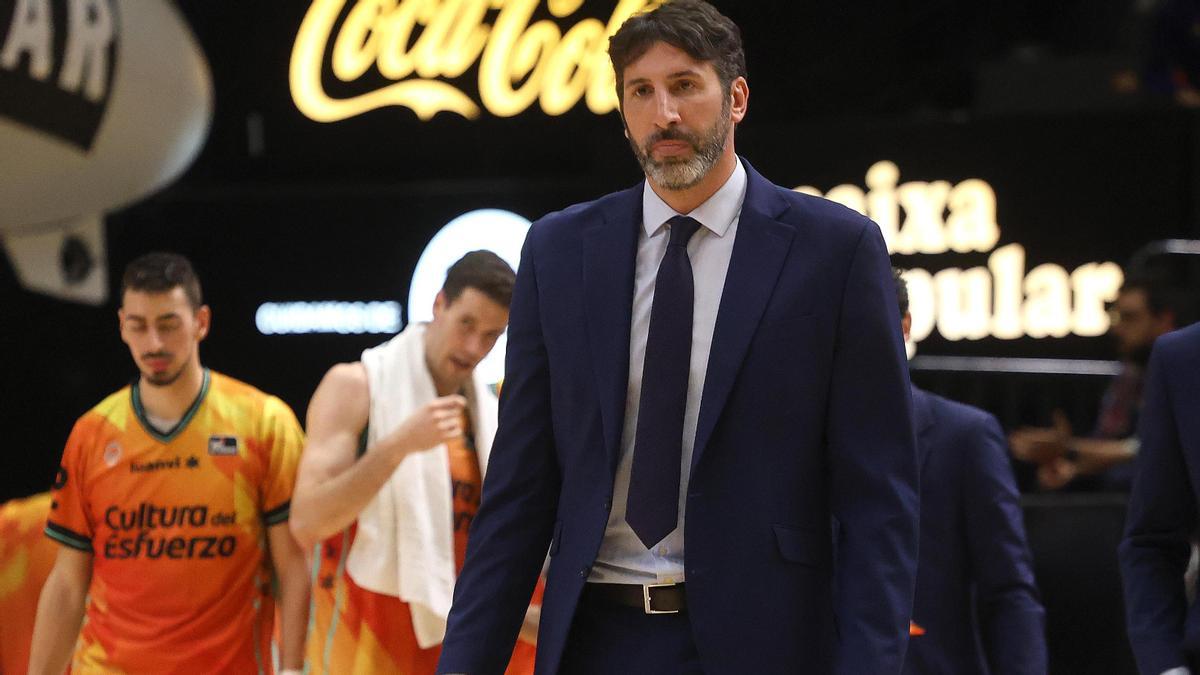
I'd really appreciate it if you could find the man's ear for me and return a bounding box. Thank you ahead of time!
[196,305,212,341]
[729,76,749,124]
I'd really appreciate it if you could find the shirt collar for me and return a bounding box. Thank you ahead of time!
[641,159,748,239]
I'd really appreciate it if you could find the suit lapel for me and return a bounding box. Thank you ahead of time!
[692,164,796,471]
[583,186,642,476]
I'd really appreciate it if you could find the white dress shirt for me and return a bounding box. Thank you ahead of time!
[589,160,747,584]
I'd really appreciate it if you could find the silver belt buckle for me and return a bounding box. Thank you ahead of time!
[643,582,680,615]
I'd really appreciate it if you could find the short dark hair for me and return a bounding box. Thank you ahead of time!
[892,267,909,316]
[608,0,746,103]
[442,250,516,308]
[1120,274,1177,321]
[122,252,203,308]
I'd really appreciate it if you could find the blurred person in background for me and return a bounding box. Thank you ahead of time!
[1119,321,1200,675]
[896,269,1047,675]
[289,251,541,675]
[0,492,57,673]
[1144,0,1200,106]
[27,252,310,675]
[1010,276,1179,491]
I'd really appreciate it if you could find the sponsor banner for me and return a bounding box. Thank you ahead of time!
[0,0,119,150]
[101,502,240,560]
[290,0,655,121]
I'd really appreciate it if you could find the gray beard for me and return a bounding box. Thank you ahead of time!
[630,101,732,191]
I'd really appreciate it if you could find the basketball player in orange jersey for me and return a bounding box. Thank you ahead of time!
[0,492,57,673]
[290,251,541,675]
[28,252,310,675]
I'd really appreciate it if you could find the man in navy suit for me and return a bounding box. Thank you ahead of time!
[1120,321,1200,675]
[437,2,919,673]
[893,270,1047,675]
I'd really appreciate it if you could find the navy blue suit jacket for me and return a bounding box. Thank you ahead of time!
[904,386,1046,675]
[437,160,920,674]
[1120,322,1200,675]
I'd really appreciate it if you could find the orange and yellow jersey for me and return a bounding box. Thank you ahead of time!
[305,527,543,675]
[305,411,541,674]
[45,369,304,674]
[0,492,58,674]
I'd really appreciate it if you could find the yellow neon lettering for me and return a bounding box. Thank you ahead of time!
[292,0,653,121]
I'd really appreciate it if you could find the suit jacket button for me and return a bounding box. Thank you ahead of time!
[602,498,612,510]
[579,567,589,578]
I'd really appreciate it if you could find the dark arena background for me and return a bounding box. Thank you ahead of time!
[2,1,1199,672]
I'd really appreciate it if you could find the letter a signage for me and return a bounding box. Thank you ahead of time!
[0,0,119,150]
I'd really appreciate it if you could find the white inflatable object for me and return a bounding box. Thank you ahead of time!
[0,0,213,303]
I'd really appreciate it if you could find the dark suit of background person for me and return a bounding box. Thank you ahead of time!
[892,271,1046,675]
[904,387,1047,674]
[436,2,919,674]
[1120,321,1200,675]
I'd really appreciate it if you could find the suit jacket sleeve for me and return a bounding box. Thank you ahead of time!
[827,222,920,673]
[437,226,562,675]
[1120,338,1195,675]
[963,414,1047,675]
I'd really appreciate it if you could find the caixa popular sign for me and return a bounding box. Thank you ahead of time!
[290,0,656,121]
[797,162,1125,346]
[0,0,118,151]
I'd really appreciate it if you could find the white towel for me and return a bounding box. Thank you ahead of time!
[346,322,498,648]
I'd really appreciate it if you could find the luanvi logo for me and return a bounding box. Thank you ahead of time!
[130,456,182,473]
[0,0,119,150]
[290,0,656,122]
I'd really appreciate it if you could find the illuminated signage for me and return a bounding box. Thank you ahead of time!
[255,209,529,387]
[796,161,1124,347]
[408,208,531,384]
[256,301,402,334]
[290,0,656,122]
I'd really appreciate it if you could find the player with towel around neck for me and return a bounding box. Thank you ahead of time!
[290,251,541,674]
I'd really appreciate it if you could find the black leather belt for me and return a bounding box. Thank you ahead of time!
[583,582,687,614]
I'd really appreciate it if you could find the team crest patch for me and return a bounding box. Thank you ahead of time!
[207,435,239,456]
[103,441,123,467]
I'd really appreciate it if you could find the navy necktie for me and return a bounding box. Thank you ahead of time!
[626,215,702,549]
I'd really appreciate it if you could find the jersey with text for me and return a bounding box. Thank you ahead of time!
[46,369,304,674]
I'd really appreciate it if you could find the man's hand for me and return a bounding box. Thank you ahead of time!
[382,395,467,456]
[291,366,469,550]
[1037,456,1079,490]
[1176,87,1200,108]
[1009,410,1073,465]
